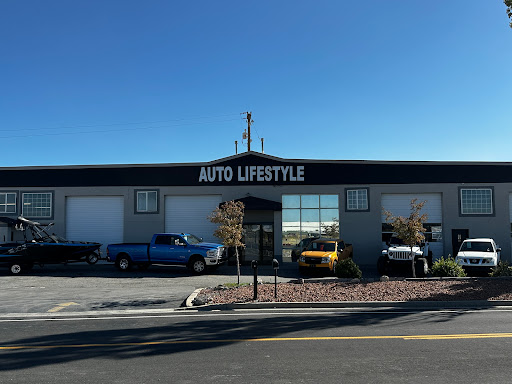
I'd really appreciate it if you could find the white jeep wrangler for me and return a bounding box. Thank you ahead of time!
[377,236,432,277]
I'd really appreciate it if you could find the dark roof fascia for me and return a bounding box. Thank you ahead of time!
[2,152,512,187]
[1,151,512,171]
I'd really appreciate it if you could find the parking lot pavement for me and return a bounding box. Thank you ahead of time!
[0,261,381,315]
[0,262,303,315]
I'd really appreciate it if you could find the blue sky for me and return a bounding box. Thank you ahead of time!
[1,1,511,166]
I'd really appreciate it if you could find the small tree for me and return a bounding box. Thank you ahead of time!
[506,0,512,28]
[208,200,245,284]
[383,199,428,278]
[322,218,339,238]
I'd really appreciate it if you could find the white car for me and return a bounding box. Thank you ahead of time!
[455,238,501,270]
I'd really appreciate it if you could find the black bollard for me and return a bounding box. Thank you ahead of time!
[251,260,258,300]
[272,258,279,299]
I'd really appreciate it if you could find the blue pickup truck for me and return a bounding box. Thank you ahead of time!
[106,233,226,274]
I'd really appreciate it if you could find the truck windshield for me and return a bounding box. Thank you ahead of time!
[460,242,494,252]
[182,234,202,245]
[307,242,335,252]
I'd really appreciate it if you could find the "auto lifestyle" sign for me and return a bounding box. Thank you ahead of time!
[198,165,305,183]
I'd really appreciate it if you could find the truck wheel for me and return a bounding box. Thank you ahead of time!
[331,260,338,276]
[377,256,388,275]
[86,253,99,265]
[190,257,206,274]
[10,264,22,275]
[116,255,132,271]
[415,258,428,278]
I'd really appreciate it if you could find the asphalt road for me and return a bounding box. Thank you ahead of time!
[2,308,512,383]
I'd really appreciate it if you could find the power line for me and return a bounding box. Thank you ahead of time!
[0,113,241,133]
[0,118,240,139]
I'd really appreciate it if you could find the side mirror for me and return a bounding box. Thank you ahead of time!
[497,248,502,252]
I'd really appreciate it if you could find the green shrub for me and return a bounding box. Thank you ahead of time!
[335,258,362,279]
[489,261,512,277]
[431,256,466,277]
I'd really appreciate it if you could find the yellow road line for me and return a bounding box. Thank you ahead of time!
[3,333,512,350]
[47,302,79,313]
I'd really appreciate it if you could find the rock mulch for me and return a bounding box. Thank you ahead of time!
[194,279,512,306]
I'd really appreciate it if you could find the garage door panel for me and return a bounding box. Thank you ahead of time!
[165,195,221,243]
[381,193,443,260]
[381,193,442,223]
[66,196,124,252]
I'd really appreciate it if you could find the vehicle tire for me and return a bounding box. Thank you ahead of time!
[86,253,99,265]
[331,260,338,276]
[116,254,132,271]
[189,257,206,274]
[377,256,388,275]
[415,258,428,278]
[427,250,433,268]
[10,264,22,275]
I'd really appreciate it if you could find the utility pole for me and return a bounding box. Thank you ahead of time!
[242,111,253,152]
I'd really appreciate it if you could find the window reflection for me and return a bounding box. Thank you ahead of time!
[282,194,339,252]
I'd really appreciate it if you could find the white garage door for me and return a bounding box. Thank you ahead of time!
[66,196,124,252]
[381,193,443,259]
[165,195,222,243]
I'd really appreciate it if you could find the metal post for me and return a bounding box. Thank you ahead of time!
[272,259,279,299]
[251,260,258,300]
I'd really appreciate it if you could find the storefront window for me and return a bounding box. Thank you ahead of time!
[282,194,339,257]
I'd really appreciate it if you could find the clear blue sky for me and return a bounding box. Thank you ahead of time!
[1,1,511,167]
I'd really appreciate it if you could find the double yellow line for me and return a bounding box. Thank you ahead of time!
[3,333,512,350]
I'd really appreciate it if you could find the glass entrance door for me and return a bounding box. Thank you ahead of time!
[242,224,274,264]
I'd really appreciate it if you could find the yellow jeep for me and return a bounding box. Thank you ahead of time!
[298,238,353,274]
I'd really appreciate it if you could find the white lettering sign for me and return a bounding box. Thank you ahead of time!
[199,165,305,183]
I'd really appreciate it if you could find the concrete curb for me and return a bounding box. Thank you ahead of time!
[0,308,180,319]
[185,288,204,307]
[183,299,512,311]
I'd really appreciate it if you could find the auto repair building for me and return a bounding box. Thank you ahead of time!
[1,151,511,267]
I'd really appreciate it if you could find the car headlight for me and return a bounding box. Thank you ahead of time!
[299,256,305,262]
[321,257,331,263]
[206,249,218,258]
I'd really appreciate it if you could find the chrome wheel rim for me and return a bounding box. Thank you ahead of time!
[193,261,205,273]
[11,265,21,274]
[119,259,129,270]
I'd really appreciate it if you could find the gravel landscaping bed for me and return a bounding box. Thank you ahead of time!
[195,279,512,305]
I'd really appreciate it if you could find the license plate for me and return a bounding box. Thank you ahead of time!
[308,264,316,268]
